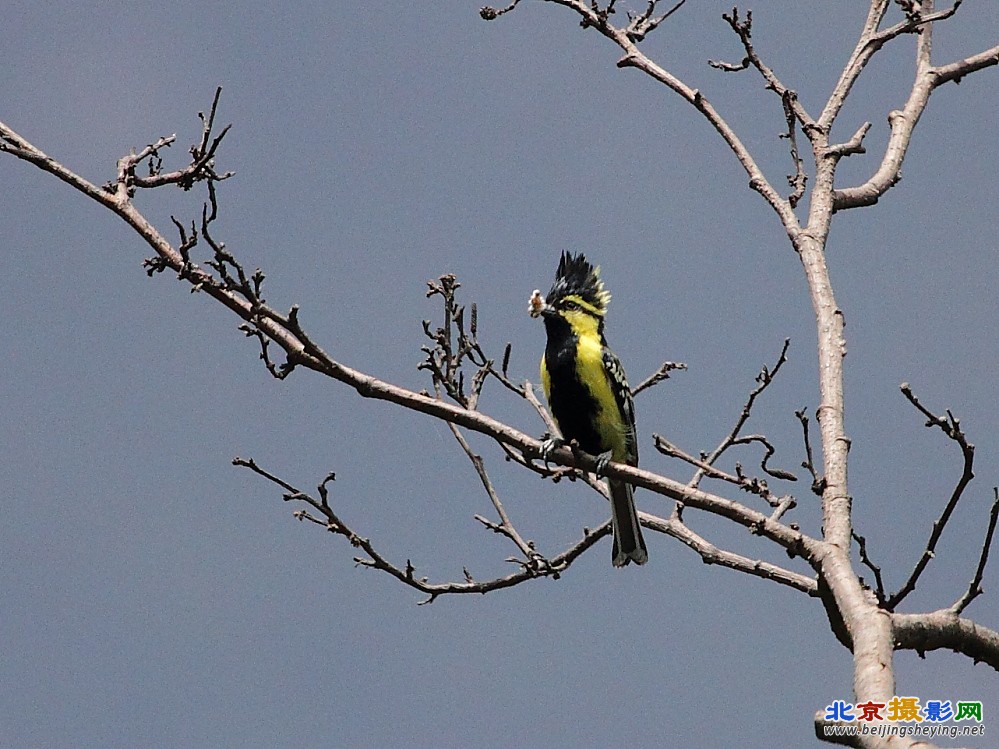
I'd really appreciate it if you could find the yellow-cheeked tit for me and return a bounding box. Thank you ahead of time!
[529,252,648,567]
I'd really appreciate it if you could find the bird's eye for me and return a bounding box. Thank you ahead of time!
[562,300,579,311]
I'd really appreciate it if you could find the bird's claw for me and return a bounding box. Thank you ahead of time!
[539,435,564,466]
[595,450,614,477]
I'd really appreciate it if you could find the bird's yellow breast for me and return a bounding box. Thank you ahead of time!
[540,329,628,462]
[574,334,628,460]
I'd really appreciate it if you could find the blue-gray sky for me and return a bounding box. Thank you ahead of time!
[2,3,997,747]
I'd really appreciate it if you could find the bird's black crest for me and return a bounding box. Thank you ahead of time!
[546,251,611,313]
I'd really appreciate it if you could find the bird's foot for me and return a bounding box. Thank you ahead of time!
[539,435,564,467]
[595,450,614,477]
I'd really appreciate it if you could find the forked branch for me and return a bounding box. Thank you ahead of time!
[886,384,977,610]
[687,338,794,489]
[0,96,823,597]
[233,456,602,604]
[831,4,999,210]
[631,360,687,398]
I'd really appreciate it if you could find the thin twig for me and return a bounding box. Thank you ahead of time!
[522,381,560,437]
[421,274,515,412]
[709,8,817,135]
[479,1,523,20]
[769,495,796,524]
[234,456,602,603]
[689,338,791,488]
[731,434,798,482]
[130,88,233,191]
[653,434,794,511]
[887,384,976,609]
[950,487,999,615]
[623,0,688,42]
[631,360,687,398]
[238,324,295,379]
[852,530,887,604]
[795,408,825,496]
[779,91,808,207]
[708,56,749,72]
[487,0,799,232]
[827,121,872,159]
[446,420,542,565]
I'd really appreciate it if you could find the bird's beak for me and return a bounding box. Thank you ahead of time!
[528,289,550,318]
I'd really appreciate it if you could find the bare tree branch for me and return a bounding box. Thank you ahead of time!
[934,43,999,84]
[4,5,997,743]
[1,104,827,595]
[707,56,750,73]
[646,511,818,595]
[688,338,792,489]
[653,433,796,512]
[826,121,872,159]
[233,456,603,603]
[950,487,999,615]
[893,610,999,670]
[818,0,941,132]
[447,420,541,564]
[887,383,976,610]
[852,531,887,605]
[830,3,998,211]
[779,92,809,208]
[481,0,803,233]
[705,8,813,207]
[711,8,817,134]
[795,408,825,496]
[236,448,819,601]
[630,360,686,398]
[621,0,687,42]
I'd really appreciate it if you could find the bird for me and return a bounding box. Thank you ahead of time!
[529,251,648,567]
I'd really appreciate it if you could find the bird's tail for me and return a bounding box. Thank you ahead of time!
[609,478,648,567]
